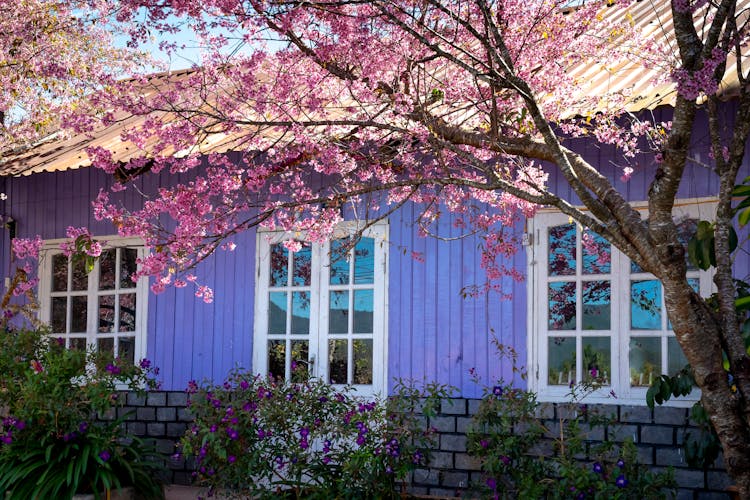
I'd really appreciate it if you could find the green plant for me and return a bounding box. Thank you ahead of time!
[468,346,674,499]
[0,326,165,499]
[180,368,451,498]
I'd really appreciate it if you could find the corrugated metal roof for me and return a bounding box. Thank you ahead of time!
[1,1,746,177]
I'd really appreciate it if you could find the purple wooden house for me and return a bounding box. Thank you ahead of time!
[0,4,746,494]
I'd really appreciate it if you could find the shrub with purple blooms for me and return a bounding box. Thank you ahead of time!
[180,368,450,498]
[0,325,165,499]
[467,346,675,499]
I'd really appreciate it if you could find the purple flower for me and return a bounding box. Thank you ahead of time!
[322,456,331,464]
[105,363,120,375]
[240,380,249,390]
[356,435,366,446]
[139,358,151,369]
[227,455,236,464]
[210,424,218,433]
[56,337,65,346]
[486,478,497,490]
[616,458,625,468]
[78,422,88,433]
[500,455,510,465]
[615,474,628,488]
[480,439,489,449]
[14,420,24,431]
[1,434,12,445]
[492,386,503,397]
[99,450,111,462]
[299,438,309,450]
[590,368,599,378]
[299,427,309,438]
[319,396,328,403]
[226,428,239,440]
[593,462,603,474]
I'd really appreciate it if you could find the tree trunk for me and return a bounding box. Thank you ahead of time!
[662,276,750,497]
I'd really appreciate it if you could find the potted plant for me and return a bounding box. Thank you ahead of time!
[0,326,165,499]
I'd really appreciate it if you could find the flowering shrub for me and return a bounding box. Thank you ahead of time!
[467,381,675,499]
[0,326,165,499]
[180,369,450,498]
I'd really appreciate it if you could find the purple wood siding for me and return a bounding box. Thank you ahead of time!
[386,203,527,398]
[1,103,748,394]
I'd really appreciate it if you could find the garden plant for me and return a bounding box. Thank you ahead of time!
[180,367,451,499]
[0,325,165,499]
[467,345,676,499]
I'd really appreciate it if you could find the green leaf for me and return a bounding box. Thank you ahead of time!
[696,220,713,240]
[738,207,750,227]
[736,296,750,312]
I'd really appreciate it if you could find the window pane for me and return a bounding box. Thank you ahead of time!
[629,336,660,387]
[99,250,116,290]
[52,297,67,333]
[353,339,373,384]
[270,244,288,287]
[52,254,68,292]
[549,282,576,330]
[548,224,576,276]
[582,230,610,274]
[120,249,138,288]
[70,296,87,333]
[119,294,136,332]
[69,338,87,351]
[328,339,348,384]
[667,337,689,376]
[582,280,610,330]
[291,340,309,383]
[353,290,373,333]
[268,340,285,379]
[98,337,114,355]
[268,292,287,334]
[354,238,375,284]
[329,291,349,334]
[119,337,135,365]
[71,258,88,291]
[583,337,611,383]
[98,295,115,333]
[548,337,576,386]
[330,239,350,285]
[631,280,662,330]
[291,292,310,334]
[292,244,311,286]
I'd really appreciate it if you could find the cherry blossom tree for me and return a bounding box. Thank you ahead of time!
[0,0,141,153]
[64,0,750,492]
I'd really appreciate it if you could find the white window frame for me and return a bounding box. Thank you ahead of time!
[37,236,149,364]
[527,199,715,405]
[253,222,389,397]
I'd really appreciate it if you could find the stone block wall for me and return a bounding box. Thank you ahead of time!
[409,399,734,499]
[113,393,734,498]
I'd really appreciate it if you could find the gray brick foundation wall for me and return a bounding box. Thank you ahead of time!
[411,399,734,499]
[113,393,735,498]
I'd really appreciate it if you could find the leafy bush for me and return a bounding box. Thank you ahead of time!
[0,326,165,499]
[467,381,676,499]
[180,369,450,498]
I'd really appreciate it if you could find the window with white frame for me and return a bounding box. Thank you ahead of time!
[253,223,387,397]
[529,201,714,403]
[38,238,148,364]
